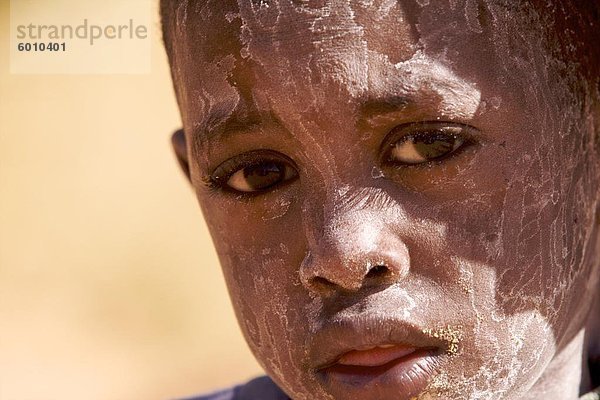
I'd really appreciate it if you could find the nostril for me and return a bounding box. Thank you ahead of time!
[365,264,389,279]
[303,261,400,294]
[310,276,337,291]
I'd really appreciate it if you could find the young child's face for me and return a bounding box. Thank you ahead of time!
[168,1,599,398]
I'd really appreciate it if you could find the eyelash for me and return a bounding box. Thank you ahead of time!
[206,122,480,197]
[380,122,478,168]
[206,150,298,198]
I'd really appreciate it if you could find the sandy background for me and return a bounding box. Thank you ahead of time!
[0,1,263,399]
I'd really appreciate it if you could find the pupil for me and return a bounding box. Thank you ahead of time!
[243,162,284,189]
[414,135,454,159]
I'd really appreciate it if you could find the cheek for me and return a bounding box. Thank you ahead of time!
[446,306,556,398]
[221,254,328,399]
[489,149,598,332]
[415,255,557,398]
[440,145,598,397]
[225,255,298,368]
[199,194,328,397]
[416,148,597,396]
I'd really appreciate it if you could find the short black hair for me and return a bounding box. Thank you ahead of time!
[159,0,179,69]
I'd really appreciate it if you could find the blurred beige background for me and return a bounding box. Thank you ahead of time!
[0,1,263,399]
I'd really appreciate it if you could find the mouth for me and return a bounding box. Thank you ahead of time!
[310,318,447,398]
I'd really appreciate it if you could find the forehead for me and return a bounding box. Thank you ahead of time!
[174,1,418,59]
[169,0,508,72]
[166,0,554,65]
[167,0,566,147]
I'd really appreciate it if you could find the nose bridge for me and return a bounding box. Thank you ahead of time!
[328,208,382,264]
[299,186,410,294]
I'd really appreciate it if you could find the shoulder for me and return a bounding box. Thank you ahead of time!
[580,387,600,400]
[179,376,289,400]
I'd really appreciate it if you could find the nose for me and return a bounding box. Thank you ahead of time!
[299,207,411,296]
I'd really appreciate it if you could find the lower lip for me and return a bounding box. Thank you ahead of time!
[318,348,442,398]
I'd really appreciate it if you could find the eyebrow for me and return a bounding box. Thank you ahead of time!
[192,106,265,145]
[358,94,412,119]
[355,94,416,130]
[193,93,416,144]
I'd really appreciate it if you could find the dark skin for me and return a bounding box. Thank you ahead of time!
[163,1,600,398]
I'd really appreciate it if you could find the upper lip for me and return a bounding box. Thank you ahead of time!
[308,315,446,371]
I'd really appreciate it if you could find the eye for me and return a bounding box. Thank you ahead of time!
[210,151,298,194]
[390,133,464,164]
[384,123,474,165]
[227,161,296,192]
